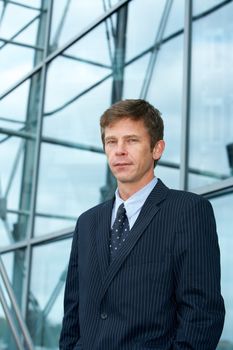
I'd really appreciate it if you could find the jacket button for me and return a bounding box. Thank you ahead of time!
[100,312,108,320]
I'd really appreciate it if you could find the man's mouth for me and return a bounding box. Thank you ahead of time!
[113,162,132,167]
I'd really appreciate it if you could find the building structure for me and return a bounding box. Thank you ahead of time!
[0,0,232,349]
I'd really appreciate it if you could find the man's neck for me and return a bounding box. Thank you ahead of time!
[118,177,155,201]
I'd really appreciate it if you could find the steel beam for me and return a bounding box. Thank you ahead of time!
[180,0,192,190]
[0,285,24,350]
[0,256,34,350]
[101,3,128,201]
[140,0,173,99]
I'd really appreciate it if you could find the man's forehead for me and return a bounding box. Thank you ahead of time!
[105,117,145,129]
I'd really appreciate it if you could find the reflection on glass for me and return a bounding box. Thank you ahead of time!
[147,36,183,165]
[43,74,112,148]
[28,239,72,349]
[0,251,26,350]
[0,135,30,244]
[126,0,166,61]
[211,194,233,350]
[123,54,150,99]
[44,18,114,148]
[0,70,44,243]
[155,165,179,189]
[35,144,106,236]
[164,0,184,37]
[189,3,233,189]
[0,79,30,127]
[1,251,26,309]
[0,0,44,95]
[50,0,120,50]
[193,0,225,16]
[0,302,18,350]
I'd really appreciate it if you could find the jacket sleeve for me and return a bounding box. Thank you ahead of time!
[59,220,81,350]
[173,197,225,349]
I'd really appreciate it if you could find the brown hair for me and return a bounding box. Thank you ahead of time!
[100,99,164,150]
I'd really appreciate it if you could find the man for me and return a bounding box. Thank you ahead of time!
[59,99,225,350]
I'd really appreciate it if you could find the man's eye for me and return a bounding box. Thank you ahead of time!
[128,138,138,143]
[106,140,116,145]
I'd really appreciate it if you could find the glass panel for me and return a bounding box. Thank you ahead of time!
[1,251,26,310]
[123,54,150,99]
[0,79,30,127]
[0,44,34,96]
[164,0,185,37]
[0,251,26,350]
[16,0,41,7]
[50,0,121,50]
[211,193,233,349]
[35,144,106,236]
[193,0,226,16]
[126,0,166,61]
[155,165,180,189]
[44,18,114,148]
[0,302,18,350]
[43,73,112,148]
[147,36,183,166]
[0,213,27,247]
[0,71,43,243]
[0,2,40,39]
[28,239,72,349]
[0,1,49,95]
[189,3,233,189]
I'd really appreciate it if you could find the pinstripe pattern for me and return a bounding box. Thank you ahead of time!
[59,179,225,350]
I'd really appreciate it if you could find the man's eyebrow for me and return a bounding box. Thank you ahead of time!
[124,134,141,138]
[105,134,141,140]
[104,136,117,141]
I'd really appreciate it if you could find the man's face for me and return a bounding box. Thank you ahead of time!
[104,117,164,189]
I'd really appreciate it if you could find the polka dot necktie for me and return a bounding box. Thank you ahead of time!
[110,203,130,260]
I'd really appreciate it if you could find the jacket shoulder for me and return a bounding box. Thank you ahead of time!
[78,198,113,221]
[167,187,212,211]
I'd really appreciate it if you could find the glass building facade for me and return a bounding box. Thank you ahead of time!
[0,0,232,349]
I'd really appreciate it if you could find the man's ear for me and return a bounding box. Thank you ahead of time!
[152,140,165,160]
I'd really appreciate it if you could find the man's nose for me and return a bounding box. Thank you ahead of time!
[115,141,127,155]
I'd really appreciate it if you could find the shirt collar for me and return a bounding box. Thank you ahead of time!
[114,177,158,219]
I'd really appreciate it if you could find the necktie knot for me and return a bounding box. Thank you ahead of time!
[116,203,126,217]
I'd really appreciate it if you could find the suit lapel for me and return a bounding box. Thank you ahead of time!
[96,198,114,281]
[100,179,170,299]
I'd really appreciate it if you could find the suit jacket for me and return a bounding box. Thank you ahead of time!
[59,179,225,350]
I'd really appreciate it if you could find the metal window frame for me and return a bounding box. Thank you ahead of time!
[0,0,233,348]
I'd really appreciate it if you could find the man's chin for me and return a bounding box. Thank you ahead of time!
[115,175,133,184]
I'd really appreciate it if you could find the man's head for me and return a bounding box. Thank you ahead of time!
[100,99,164,151]
[100,99,165,197]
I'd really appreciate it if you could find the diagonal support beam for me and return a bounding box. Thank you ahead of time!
[140,0,173,99]
[0,256,34,350]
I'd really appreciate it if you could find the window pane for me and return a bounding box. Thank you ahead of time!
[126,0,166,61]
[155,165,180,189]
[28,239,72,349]
[164,0,184,37]
[147,36,183,166]
[0,71,42,244]
[35,144,106,236]
[0,2,47,94]
[189,3,233,189]
[44,19,114,148]
[50,0,121,51]
[0,302,18,350]
[211,193,233,349]
[1,251,26,310]
[123,54,150,99]
[193,0,226,15]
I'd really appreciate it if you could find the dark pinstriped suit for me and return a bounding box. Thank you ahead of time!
[59,179,225,350]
